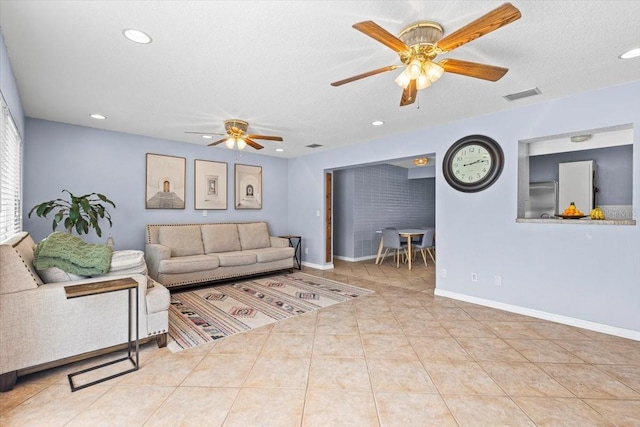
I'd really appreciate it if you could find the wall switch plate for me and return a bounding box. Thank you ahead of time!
[316,210,320,217]
[471,272,478,282]
[494,275,502,286]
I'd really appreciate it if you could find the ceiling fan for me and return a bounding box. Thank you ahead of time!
[330,2,521,106]
[185,119,283,150]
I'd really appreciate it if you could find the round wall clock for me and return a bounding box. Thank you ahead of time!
[442,135,504,193]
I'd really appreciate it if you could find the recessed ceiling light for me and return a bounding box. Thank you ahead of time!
[122,28,152,44]
[372,120,384,126]
[619,47,640,59]
[570,134,591,143]
[201,135,213,139]
[90,114,106,120]
[275,148,284,152]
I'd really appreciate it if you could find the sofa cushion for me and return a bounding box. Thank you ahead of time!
[250,247,295,263]
[158,225,204,257]
[216,251,257,267]
[37,267,87,284]
[201,224,241,254]
[237,222,270,250]
[159,254,219,274]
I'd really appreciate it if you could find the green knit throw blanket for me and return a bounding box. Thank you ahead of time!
[34,232,113,276]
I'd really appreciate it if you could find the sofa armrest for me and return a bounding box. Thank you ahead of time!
[0,273,150,375]
[145,243,171,281]
[270,236,290,248]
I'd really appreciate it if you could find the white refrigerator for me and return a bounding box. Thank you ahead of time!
[558,160,596,213]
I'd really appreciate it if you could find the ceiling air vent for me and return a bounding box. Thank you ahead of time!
[503,87,541,102]
[306,144,323,148]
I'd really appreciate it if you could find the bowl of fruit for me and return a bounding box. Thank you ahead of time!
[589,206,605,220]
[556,202,587,219]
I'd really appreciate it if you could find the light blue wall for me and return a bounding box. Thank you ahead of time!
[288,81,640,333]
[23,119,290,251]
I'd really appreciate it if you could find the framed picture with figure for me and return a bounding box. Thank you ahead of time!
[145,153,186,209]
[194,159,227,210]
[235,164,262,209]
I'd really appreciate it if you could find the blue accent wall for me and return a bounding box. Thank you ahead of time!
[334,164,435,259]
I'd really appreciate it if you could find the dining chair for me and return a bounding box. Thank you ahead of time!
[380,228,407,268]
[413,228,436,267]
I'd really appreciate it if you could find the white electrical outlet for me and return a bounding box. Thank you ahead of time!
[202,210,208,217]
[494,275,502,286]
[441,268,447,278]
[305,248,309,255]
[471,272,478,282]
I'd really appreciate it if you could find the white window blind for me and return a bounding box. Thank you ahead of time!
[0,94,22,242]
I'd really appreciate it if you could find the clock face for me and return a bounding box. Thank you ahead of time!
[451,144,492,184]
[442,135,504,193]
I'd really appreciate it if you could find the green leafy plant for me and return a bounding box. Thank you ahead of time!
[28,190,116,237]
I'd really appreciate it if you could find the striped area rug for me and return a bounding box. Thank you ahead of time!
[167,272,373,352]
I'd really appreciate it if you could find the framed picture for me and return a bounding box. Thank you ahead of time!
[235,164,262,209]
[194,159,227,210]
[145,153,186,209]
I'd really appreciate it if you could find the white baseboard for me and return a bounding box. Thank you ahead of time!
[301,261,334,270]
[434,289,640,341]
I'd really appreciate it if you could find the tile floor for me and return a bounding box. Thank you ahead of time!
[1,259,639,426]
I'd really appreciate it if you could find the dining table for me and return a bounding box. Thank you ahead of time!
[375,228,431,270]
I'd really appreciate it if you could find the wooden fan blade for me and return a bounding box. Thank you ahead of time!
[436,2,521,53]
[439,58,508,81]
[400,79,417,106]
[353,21,410,53]
[244,138,264,150]
[207,137,228,146]
[331,65,400,87]
[246,134,283,141]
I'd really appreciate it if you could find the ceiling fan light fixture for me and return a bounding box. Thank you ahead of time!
[424,61,444,82]
[236,139,247,150]
[394,70,411,89]
[406,59,422,79]
[416,73,431,90]
[225,137,236,149]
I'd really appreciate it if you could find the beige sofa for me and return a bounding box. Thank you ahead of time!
[145,222,294,289]
[0,232,170,392]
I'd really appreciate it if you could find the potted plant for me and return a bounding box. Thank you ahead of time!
[28,190,116,237]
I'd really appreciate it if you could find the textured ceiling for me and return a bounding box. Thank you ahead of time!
[1,1,639,159]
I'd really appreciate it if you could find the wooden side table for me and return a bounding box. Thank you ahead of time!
[64,277,139,392]
[279,235,302,270]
